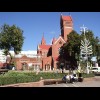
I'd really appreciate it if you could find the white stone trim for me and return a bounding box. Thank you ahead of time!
[54,36,66,45]
[65,27,73,29]
[38,45,40,50]
[50,66,51,70]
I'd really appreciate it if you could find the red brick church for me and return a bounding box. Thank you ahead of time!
[37,14,73,71]
[2,14,73,71]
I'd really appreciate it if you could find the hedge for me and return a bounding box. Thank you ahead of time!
[0,71,95,86]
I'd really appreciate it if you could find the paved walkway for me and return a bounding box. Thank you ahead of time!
[44,76,100,87]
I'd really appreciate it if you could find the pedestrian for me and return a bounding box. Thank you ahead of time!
[69,73,74,83]
[66,73,70,83]
[77,69,83,82]
[62,75,67,82]
[73,72,78,82]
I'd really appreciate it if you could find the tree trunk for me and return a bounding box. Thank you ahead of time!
[8,52,13,65]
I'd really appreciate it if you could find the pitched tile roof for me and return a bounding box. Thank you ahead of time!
[39,45,51,50]
[62,16,72,21]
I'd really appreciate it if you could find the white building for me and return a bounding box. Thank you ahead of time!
[0,50,7,63]
[0,50,37,63]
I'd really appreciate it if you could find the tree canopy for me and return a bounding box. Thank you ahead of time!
[59,30,80,68]
[59,30,100,69]
[0,24,24,65]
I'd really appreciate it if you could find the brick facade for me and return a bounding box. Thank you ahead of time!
[37,15,73,71]
[2,14,73,71]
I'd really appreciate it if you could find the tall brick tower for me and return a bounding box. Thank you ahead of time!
[60,14,73,42]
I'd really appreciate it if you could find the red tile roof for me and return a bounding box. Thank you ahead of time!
[39,45,51,50]
[62,16,72,21]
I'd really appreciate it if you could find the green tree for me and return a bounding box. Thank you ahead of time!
[94,37,100,65]
[59,29,100,70]
[0,24,24,67]
[67,30,80,57]
[80,30,100,69]
[59,30,81,69]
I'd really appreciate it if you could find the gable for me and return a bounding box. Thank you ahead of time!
[54,36,66,45]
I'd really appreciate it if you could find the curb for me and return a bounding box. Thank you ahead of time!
[0,80,44,87]
[83,77,95,82]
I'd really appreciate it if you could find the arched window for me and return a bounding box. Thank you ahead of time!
[59,41,62,44]
[58,48,61,55]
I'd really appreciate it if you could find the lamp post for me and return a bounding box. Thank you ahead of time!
[80,25,92,74]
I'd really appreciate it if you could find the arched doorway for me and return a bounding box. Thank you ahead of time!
[45,64,50,71]
[28,63,34,71]
[22,62,28,70]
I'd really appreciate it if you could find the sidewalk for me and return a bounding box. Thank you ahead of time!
[44,76,100,87]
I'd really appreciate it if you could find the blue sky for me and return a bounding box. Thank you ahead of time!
[0,12,100,51]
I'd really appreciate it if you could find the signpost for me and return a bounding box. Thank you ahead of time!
[80,25,93,74]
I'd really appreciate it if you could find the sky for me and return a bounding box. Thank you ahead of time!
[0,12,100,51]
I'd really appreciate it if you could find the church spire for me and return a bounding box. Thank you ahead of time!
[52,37,56,44]
[41,33,46,45]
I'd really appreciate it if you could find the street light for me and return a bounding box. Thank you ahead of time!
[80,25,93,74]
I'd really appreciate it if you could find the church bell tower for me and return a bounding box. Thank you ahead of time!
[60,14,73,42]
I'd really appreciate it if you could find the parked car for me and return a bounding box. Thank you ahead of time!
[90,67,100,74]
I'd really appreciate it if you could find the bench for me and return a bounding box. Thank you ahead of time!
[44,79,65,85]
[0,69,9,74]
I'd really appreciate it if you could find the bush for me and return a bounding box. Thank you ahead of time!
[38,72,65,79]
[0,76,17,85]
[82,73,95,78]
[0,76,40,86]
[0,71,95,86]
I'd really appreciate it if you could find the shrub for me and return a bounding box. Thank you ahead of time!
[82,73,95,78]
[0,71,95,86]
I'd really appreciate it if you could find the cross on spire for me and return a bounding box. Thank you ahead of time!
[80,24,88,35]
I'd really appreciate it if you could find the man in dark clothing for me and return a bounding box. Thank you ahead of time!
[62,75,67,82]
